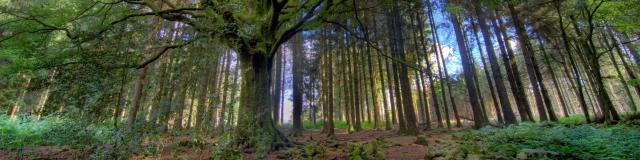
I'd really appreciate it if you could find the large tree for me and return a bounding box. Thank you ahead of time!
[2,0,342,154]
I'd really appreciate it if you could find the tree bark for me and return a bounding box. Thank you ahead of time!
[291,30,305,136]
[449,6,487,128]
[554,0,591,122]
[475,4,517,125]
[492,11,533,122]
[508,2,554,121]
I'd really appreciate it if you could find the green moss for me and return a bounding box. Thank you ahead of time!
[347,138,386,160]
[276,142,326,160]
[414,135,428,146]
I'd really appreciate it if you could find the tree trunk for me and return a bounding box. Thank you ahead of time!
[272,48,283,126]
[449,7,487,129]
[8,74,30,119]
[410,11,432,128]
[389,0,418,134]
[475,5,517,125]
[234,50,288,151]
[126,67,148,130]
[607,27,639,113]
[541,39,571,118]
[427,0,459,127]
[601,33,638,113]
[492,11,533,122]
[508,2,554,122]
[218,51,233,131]
[195,60,212,130]
[366,43,381,130]
[291,30,305,136]
[470,17,503,124]
[554,0,591,122]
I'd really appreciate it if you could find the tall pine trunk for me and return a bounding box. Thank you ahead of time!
[474,4,517,124]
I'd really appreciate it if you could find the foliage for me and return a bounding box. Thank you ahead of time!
[446,122,640,159]
[0,115,180,159]
[0,115,112,149]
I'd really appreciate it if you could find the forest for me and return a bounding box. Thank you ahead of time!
[1,0,639,159]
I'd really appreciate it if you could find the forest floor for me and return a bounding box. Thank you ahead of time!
[124,128,462,160]
[263,128,462,160]
[0,128,462,160]
[3,116,639,159]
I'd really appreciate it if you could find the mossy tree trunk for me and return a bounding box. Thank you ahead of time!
[234,50,288,151]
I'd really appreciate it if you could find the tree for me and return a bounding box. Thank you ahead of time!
[473,2,517,125]
[448,0,487,128]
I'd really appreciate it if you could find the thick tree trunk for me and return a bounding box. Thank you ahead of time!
[234,51,288,151]
[291,29,304,136]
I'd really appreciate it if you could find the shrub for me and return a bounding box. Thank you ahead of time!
[0,115,113,149]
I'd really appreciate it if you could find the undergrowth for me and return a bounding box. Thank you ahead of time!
[0,115,184,159]
[0,115,113,149]
[439,121,640,159]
